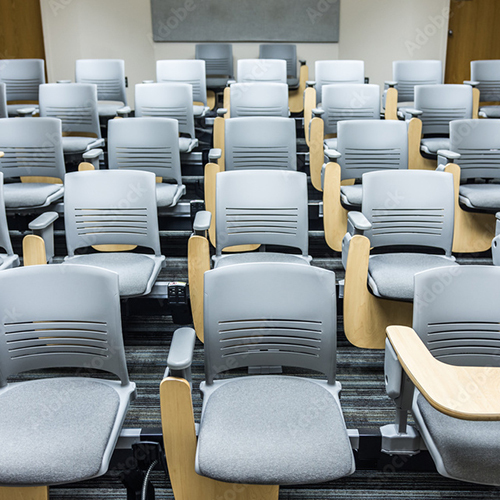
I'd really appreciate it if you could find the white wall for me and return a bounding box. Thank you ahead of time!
[40,0,449,106]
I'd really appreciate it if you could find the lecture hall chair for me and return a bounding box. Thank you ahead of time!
[308,83,398,191]
[383,60,443,118]
[0,59,45,117]
[259,43,309,113]
[188,169,309,340]
[0,117,65,212]
[470,59,500,118]
[0,265,136,500]
[304,60,367,145]
[135,82,199,154]
[38,83,105,167]
[156,59,211,114]
[204,116,297,248]
[385,265,500,486]
[161,261,355,500]
[437,119,500,253]
[61,170,165,298]
[106,117,186,209]
[404,84,477,170]
[322,119,411,252]
[75,59,128,120]
[342,169,458,349]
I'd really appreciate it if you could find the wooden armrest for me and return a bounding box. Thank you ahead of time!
[387,325,500,421]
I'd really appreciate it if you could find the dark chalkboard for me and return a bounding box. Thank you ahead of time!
[151,0,340,42]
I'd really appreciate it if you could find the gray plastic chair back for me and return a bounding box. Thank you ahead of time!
[259,44,297,80]
[39,83,102,139]
[322,83,380,135]
[315,60,364,104]
[414,84,473,136]
[224,117,296,171]
[337,120,408,181]
[108,117,181,184]
[215,170,308,255]
[135,83,195,139]
[0,117,65,180]
[64,170,161,256]
[449,119,500,180]
[393,60,443,103]
[0,264,129,388]
[237,59,287,84]
[0,173,14,257]
[76,59,127,105]
[471,60,500,102]
[413,265,500,367]
[230,82,289,117]
[0,59,45,102]
[203,262,337,385]
[156,60,207,106]
[0,83,6,118]
[195,44,233,79]
[362,170,455,255]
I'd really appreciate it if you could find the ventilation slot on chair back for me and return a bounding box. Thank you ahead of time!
[471,60,500,102]
[322,84,380,135]
[156,60,207,105]
[237,59,287,84]
[414,85,473,136]
[0,265,129,386]
[362,170,455,254]
[203,262,337,384]
[0,59,45,102]
[135,83,195,139]
[0,117,65,179]
[64,170,161,256]
[449,119,500,180]
[76,59,127,104]
[224,117,296,171]
[215,170,308,255]
[413,266,500,367]
[315,60,365,103]
[39,83,101,138]
[337,120,408,180]
[108,117,182,183]
[393,60,443,102]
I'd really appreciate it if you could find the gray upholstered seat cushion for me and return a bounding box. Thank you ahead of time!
[287,77,300,89]
[178,137,198,153]
[97,102,124,117]
[420,138,450,155]
[62,136,102,154]
[196,376,354,484]
[459,184,500,210]
[323,137,338,150]
[340,184,363,207]
[479,105,500,118]
[417,393,500,485]
[156,183,182,207]
[3,183,64,208]
[63,253,156,297]
[0,378,120,486]
[368,253,458,301]
[214,251,311,268]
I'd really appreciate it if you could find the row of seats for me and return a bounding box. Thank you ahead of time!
[3,57,500,120]
[1,54,500,499]
[2,231,500,497]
